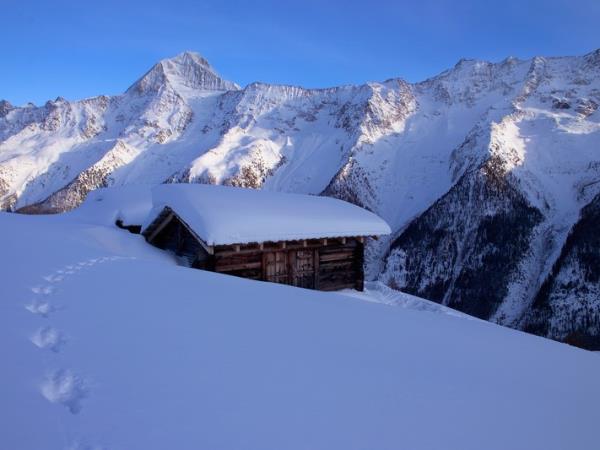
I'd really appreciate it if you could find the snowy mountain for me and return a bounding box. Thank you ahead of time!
[2,190,600,450]
[1,50,599,347]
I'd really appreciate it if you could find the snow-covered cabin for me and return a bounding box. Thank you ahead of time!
[142,184,391,291]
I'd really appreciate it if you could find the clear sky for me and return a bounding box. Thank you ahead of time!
[2,0,599,105]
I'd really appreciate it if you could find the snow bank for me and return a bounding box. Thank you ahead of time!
[67,185,153,227]
[342,281,475,319]
[2,207,600,450]
[143,183,391,245]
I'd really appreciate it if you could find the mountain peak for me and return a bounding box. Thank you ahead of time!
[170,51,211,68]
[584,48,600,67]
[127,51,239,95]
[452,58,492,71]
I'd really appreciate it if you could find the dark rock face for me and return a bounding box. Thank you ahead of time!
[17,141,133,214]
[18,164,110,214]
[0,100,13,118]
[576,98,599,116]
[383,157,543,320]
[322,160,377,211]
[552,98,571,109]
[523,194,600,349]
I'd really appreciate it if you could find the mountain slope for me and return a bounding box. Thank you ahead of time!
[381,52,600,343]
[1,49,599,347]
[380,157,544,319]
[523,192,600,348]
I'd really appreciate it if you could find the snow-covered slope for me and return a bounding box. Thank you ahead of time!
[1,194,600,450]
[380,52,600,346]
[523,192,600,347]
[1,50,599,347]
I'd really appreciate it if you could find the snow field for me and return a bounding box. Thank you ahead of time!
[1,204,599,450]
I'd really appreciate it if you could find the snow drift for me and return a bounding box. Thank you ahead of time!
[1,190,600,450]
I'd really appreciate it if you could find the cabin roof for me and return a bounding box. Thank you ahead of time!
[142,184,391,246]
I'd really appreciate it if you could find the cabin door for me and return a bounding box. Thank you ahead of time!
[289,249,316,289]
[263,251,289,284]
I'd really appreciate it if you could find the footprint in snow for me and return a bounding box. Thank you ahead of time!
[39,257,135,293]
[25,299,59,318]
[30,327,67,353]
[31,285,55,295]
[40,369,88,414]
[42,274,64,283]
[65,439,108,450]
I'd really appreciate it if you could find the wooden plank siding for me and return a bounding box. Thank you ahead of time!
[316,240,363,291]
[143,212,366,291]
[215,252,263,281]
[211,239,364,291]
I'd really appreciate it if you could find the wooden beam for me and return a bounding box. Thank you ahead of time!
[303,240,307,248]
[355,235,365,291]
[319,251,355,262]
[195,238,214,255]
[214,238,354,257]
[280,241,287,249]
[322,238,328,246]
[147,212,174,243]
[215,261,262,272]
[313,248,319,290]
[234,245,241,252]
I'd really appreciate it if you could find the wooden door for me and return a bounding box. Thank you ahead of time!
[263,251,289,284]
[289,249,316,289]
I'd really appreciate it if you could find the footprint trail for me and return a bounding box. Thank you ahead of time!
[26,255,136,415]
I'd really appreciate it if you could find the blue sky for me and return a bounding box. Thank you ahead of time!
[2,0,599,105]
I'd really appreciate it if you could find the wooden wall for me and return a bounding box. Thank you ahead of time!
[213,252,262,280]
[212,238,364,291]
[316,240,364,291]
[147,216,212,269]
[145,213,365,291]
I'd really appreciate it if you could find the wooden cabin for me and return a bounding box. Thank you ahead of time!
[141,184,391,292]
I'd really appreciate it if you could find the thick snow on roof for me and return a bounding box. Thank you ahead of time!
[69,185,153,226]
[143,184,391,245]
